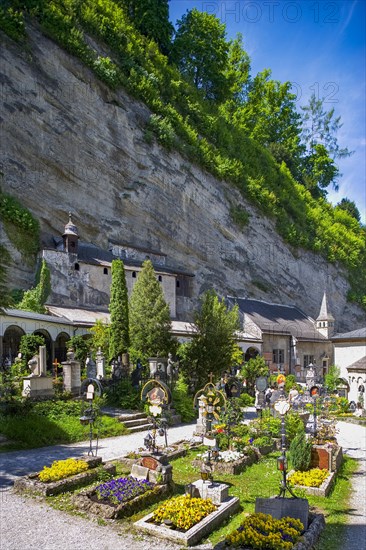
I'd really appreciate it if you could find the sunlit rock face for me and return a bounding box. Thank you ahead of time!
[0,25,363,329]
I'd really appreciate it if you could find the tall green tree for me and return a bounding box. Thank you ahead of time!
[179,290,240,391]
[233,70,302,167]
[300,93,353,195]
[89,319,110,359]
[109,259,129,361]
[336,198,361,222]
[223,33,250,106]
[172,8,230,102]
[301,93,353,160]
[120,0,173,55]
[129,259,174,363]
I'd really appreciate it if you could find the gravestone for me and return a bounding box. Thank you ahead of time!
[255,497,309,530]
[86,354,97,379]
[96,348,105,380]
[62,348,81,394]
[194,395,207,436]
[22,346,54,398]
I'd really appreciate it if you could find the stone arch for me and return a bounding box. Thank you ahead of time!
[244,346,260,362]
[33,329,52,371]
[2,325,25,365]
[54,331,70,364]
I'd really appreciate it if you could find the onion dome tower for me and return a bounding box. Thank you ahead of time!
[62,212,79,254]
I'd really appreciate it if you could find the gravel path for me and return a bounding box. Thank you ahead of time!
[334,421,366,550]
[0,415,364,550]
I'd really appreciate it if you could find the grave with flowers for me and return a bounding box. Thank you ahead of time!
[14,456,116,497]
[74,379,176,519]
[134,375,240,546]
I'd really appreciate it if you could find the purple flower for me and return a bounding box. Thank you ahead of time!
[96,477,154,504]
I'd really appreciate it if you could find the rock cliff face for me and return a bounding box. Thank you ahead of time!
[0,26,364,330]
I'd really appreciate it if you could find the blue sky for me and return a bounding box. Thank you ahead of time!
[169,1,366,223]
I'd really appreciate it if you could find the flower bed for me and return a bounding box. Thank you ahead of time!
[288,468,336,497]
[96,476,154,504]
[192,451,257,475]
[225,513,304,549]
[39,458,89,482]
[219,512,325,550]
[14,456,116,496]
[153,494,216,531]
[288,468,329,488]
[73,477,170,519]
[134,494,240,546]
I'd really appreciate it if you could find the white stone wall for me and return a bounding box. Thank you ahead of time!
[334,341,366,379]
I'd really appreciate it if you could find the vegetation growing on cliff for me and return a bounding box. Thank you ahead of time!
[0,186,40,261]
[15,259,51,314]
[0,1,365,309]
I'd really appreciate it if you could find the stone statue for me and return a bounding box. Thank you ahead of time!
[167,353,178,382]
[28,355,40,377]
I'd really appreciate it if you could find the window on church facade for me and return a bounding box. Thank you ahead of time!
[103,268,108,275]
[132,271,136,278]
[303,355,314,368]
[273,349,284,364]
[158,275,162,282]
[74,263,80,271]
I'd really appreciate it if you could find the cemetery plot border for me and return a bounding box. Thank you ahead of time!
[288,470,337,497]
[134,496,240,547]
[217,512,325,550]
[192,453,257,475]
[72,483,171,519]
[119,445,188,469]
[14,457,116,497]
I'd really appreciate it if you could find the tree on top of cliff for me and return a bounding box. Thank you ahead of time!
[178,290,240,392]
[172,8,231,102]
[109,259,129,361]
[128,259,175,364]
[118,0,174,55]
[336,198,361,222]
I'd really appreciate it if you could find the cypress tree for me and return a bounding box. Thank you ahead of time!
[109,259,129,361]
[129,259,174,363]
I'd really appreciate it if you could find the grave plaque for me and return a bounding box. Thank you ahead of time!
[255,497,309,530]
[141,456,159,471]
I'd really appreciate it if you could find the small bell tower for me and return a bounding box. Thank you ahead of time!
[62,212,79,254]
[315,292,335,338]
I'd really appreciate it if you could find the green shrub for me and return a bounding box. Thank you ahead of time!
[239,392,255,407]
[252,435,273,447]
[285,412,305,442]
[104,379,141,410]
[172,375,197,423]
[0,7,25,41]
[0,189,40,260]
[289,432,312,471]
[230,205,250,229]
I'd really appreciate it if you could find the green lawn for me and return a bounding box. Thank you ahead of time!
[0,400,128,451]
